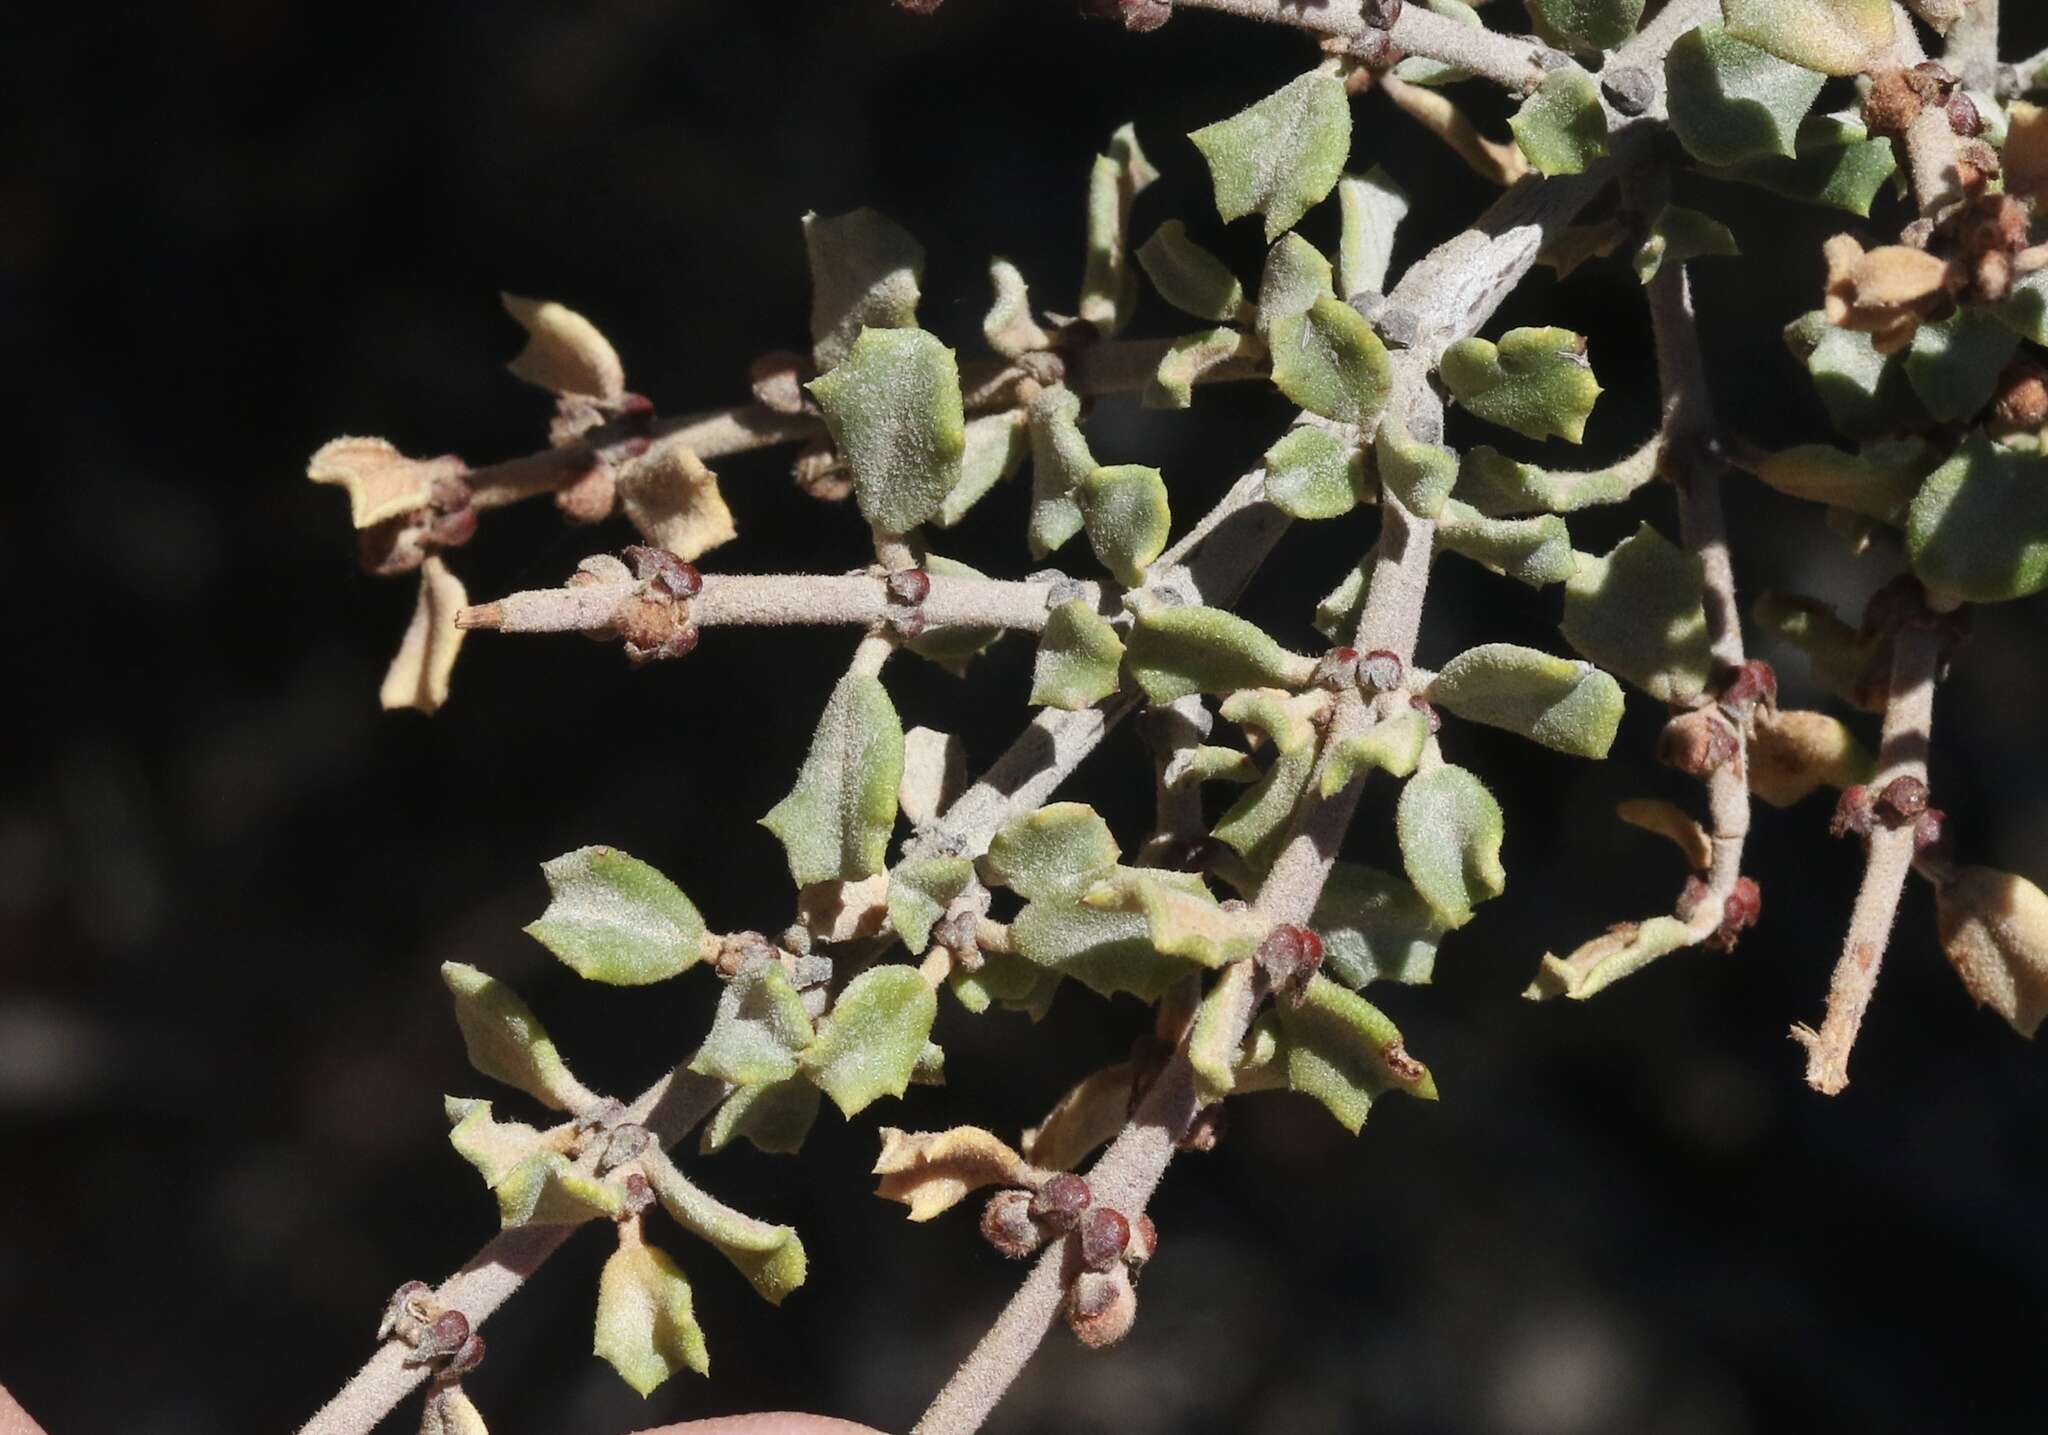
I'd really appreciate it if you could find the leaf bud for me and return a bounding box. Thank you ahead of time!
[1314,646,1360,690]
[1029,1173,1093,1232]
[1359,649,1404,692]
[1875,775,1930,826]
[1124,1213,1158,1272]
[1255,923,1324,1002]
[1077,1207,1131,1273]
[981,1189,1048,1259]
[1601,66,1655,117]
[1948,91,1983,138]
[379,1280,434,1342]
[1361,0,1402,28]
[1408,695,1441,734]
[1708,876,1762,953]
[1830,785,1874,840]
[1658,708,1739,777]
[887,567,932,605]
[447,1331,486,1376]
[1716,659,1777,720]
[1914,807,1951,863]
[402,1309,473,1368]
[623,545,702,598]
[1079,0,1173,33]
[1065,1268,1138,1349]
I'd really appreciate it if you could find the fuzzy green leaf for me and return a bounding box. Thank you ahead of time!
[985,802,1121,903]
[1721,0,1891,76]
[594,1236,709,1394]
[1275,975,1437,1133]
[1145,326,1261,411]
[1191,71,1352,241]
[1440,327,1601,444]
[1080,464,1171,586]
[949,947,1061,1020]
[1313,864,1446,988]
[1783,309,1925,438]
[888,857,975,955]
[1030,599,1126,711]
[1511,70,1609,177]
[1374,417,1459,519]
[1712,116,1897,216]
[525,846,705,987]
[937,412,1028,528]
[1319,708,1429,797]
[1257,233,1335,334]
[1337,167,1409,298]
[644,1150,808,1304]
[1081,125,1160,338]
[1083,869,1268,968]
[1561,523,1712,702]
[1314,553,1373,642]
[1905,309,2021,423]
[800,967,938,1118]
[1214,742,1318,877]
[688,958,814,1087]
[1633,204,1739,283]
[440,962,594,1112]
[699,1079,821,1157]
[1138,220,1249,323]
[1906,430,2048,603]
[804,207,923,372]
[1426,644,1624,759]
[1753,439,1935,524]
[494,1151,625,1228]
[905,555,1005,675]
[1526,915,1695,1000]
[1529,0,1644,49]
[982,258,1050,360]
[1011,890,1201,1001]
[1435,500,1576,587]
[1264,426,1366,520]
[1167,744,1263,789]
[1666,23,1825,166]
[1026,386,1095,558]
[445,1097,548,1192]
[761,672,904,888]
[806,326,965,535]
[1125,603,1318,704]
[1269,296,1395,426]
[1190,961,1258,1102]
[1396,764,1506,929]
[1454,446,1653,517]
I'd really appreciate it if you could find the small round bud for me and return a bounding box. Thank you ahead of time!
[1709,877,1763,953]
[1360,0,1402,28]
[1030,1173,1093,1232]
[428,505,479,549]
[1876,775,1930,826]
[403,1309,472,1368]
[1831,785,1875,840]
[1659,708,1739,777]
[618,1171,655,1215]
[1601,65,1656,118]
[982,1190,1046,1259]
[1314,647,1361,690]
[1948,91,1983,137]
[793,440,853,503]
[1914,807,1951,863]
[1065,1268,1138,1349]
[1124,1213,1158,1271]
[1078,1207,1132,1273]
[1991,360,2048,435]
[1717,659,1778,718]
[1359,649,1404,692]
[887,567,932,605]
[1255,923,1324,1000]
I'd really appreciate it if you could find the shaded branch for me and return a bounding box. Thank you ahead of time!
[1175,0,1549,92]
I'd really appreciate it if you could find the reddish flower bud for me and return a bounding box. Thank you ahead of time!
[1255,923,1324,1000]
[1659,708,1740,777]
[1831,785,1874,840]
[1065,1268,1138,1349]
[981,1190,1046,1259]
[1078,1207,1131,1273]
[1361,649,1404,692]
[887,567,932,605]
[1030,1173,1093,1232]
[1876,776,1930,826]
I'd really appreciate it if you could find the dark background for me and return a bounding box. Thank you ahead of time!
[7,3,2048,1433]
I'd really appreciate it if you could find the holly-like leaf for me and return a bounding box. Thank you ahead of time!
[1138,221,1250,323]
[1454,446,1656,517]
[1721,0,1892,76]
[1905,309,2020,423]
[983,258,1050,360]
[1257,232,1335,334]
[594,1233,710,1394]
[1436,501,1576,588]
[643,1149,808,1304]
[1191,71,1352,241]
[804,207,924,372]
[616,440,737,562]
[1937,867,2048,1038]
[308,436,461,530]
[985,803,1121,903]
[1633,204,1739,284]
[501,294,625,402]
[762,673,904,888]
[1396,764,1506,929]
[1080,125,1159,338]
[1030,599,1127,711]
[699,1079,821,1157]
[1906,430,2048,603]
[1529,0,1644,49]
[1440,327,1601,444]
[1027,386,1095,558]
[872,1126,1038,1222]
[1274,975,1437,1133]
[1264,426,1366,520]
[1561,523,1712,702]
[1337,167,1409,299]
[445,1097,550,1191]
[525,846,706,987]
[1081,464,1171,586]
[800,967,939,1118]
[1125,602,1318,704]
[1269,296,1395,426]
[1425,644,1626,759]
[949,948,1061,1021]
[937,412,1028,528]
[1666,24,1826,166]
[1510,70,1609,177]
[1753,439,1935,524]
[440,962,595,1112]
[1011,894,1199,1001]
[807,326,965,535]
[1320,708,1430,797]
[1374,417,1459,519]
[888,857,975,955]
[1313,863,1446,988]
[689,957,815,1087]
[1712,116,1897,217]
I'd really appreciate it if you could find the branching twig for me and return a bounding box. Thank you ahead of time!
[1172,0,1549,92]
[1944,0,2001,92]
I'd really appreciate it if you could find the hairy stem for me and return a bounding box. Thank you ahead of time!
[1945,0,2000,92]
[1174,0,1549,92]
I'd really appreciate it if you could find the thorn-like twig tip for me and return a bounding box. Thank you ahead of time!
[453,603,503,631]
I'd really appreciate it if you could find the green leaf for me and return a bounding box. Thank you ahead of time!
[1083,869,1269,968]
[1454,445,1655,516]
[1190,961,1258,1102]
[1666,23,1825,166]
[1213,742,1318,877]
[1389,0,1485,85]
[1374,416,1459,519]
[1906,430,2048,603]
[1561,523,1713,702]
[1027,386,1095,558]
[1314,553,1373,643]
[761,672,904,888]
[643,1149,808,1304]
[1145,326,1262,410]
[937,412,1028,528]
[1030,599,1127,711]
[1753,591,1880,710]
[1320,708,1429,797]
[1191,71,1352,241]
[1080,125,1159,338]
[799,966,938,1118]
[1425,644,1625,759]
[905,555,1005,675]
[524,846,706,987]
[1510,70,1609,177]
[985,802,1121,903]
[806,326,965,535]
[1712,116,1897,217]
[1269,296,1395,426]
[440,962,594,1112]
[1753,439,1936,523]
[1080,464,1171,586]
[594,1235,710,1394]
[1905,309,2020,423]
[1526,915,1695,1000]
[1221,687,1323,757]
[1138,221,1249,323]
[888,857,974,955]
[1529,0,1644,50]
[1011,892,1200,1001]
[445,1097,549,1190]
[1721,0,1891,76]
[983,258,1050,360]
[804,207,924,372]
[1435,500,1576,587]
[1264,426,1366,519]
[699,1079,821,1157]
[493,1151,626,1228]
[1783,309,1925,439]
[1632,204,1739,283]
[1312,864,1446,988]
[949,947,1061,1020]
[1275,975,1437,1133]
[1167,743,1263,789]
[688,958,815,1087]
[1125,602,1318,704]
[1997,268,2048,346]
[1256,233,1335,334]
[1396,764,1506,929]
[1337,167,1409,299]
[1440,327,1601,444]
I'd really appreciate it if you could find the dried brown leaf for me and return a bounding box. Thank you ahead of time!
[872,1126,1036,1221]
[380,556,468,714]
[501,294,626,402]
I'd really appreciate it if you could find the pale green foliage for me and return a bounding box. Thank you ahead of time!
[1633,204,1739,284]
[1510,70,1609,177]
[1905,311,2020,424]
[1529,916,1694,1000]
[1783,310,1922,438]
[807,326,966,535]
[761,672,905,888]
[1562,524,1713,702]
[1666,24,1824,165]
[982,258,1050,359]
[1085,869,1268,967]
[1397,765,1507,929]
[1719,0,1891,76]
[799,967,939,1118]
[1312,864,1446,988]
[594,1236,710,1394]
[1257,232,1334,333]
[1714,116,1896,216]
[1754,440,1932,524]
[1269,296,1394,426]
[1427,644,1625,759]
[1320,709,1429,796]
[689,958,814,1086]
[1274,975,1437,1133]
[985,803,1120,903]
[1027,386,1096,557]
[441,962,593,1112]
[1190,70,1351,241]
[1138,220,1249,323]
[1375,418,1459,519]
[1147,327,1257,410]
[1907,433,2048,603]
[1530,0,1644,50]
[644,1149,808,1304]
[939,413,1028,528]
[1337,168,1408,298]
[1440,327,1602,444]
[1011,894,1197,1001]
[1455,446,1653,517]
[1436,501,1576,588]
[1125,603,1317,704]
[1264,426,1366,520]
[1081,125,1160,337]
[1080,463,1171,585]
[804,207,924,371]
[1190,963,1257,1102]
[700,1079,820,1157]
[493,1151,625,1228]
[889,857,975,955]
[1030,600,1126,711]
[525,846,705,986]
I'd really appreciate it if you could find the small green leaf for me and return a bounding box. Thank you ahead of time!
[1388,0,1485,85]
[1454,446,1655,517]
[1125,602,1319,704]
[1080,125,1159,339]
[594,1234,710,1394]
[1030,599,1127,711]
[1314,553,1373,643]
[1337,167,1409,299]
[804,207,924,372]
[1027,386,1095,558]
[1145,327,1262,411]
[1782,309,1925,438]
[688,958,815,1087]
[1220,686,1324,757]
[1721,0,1891,76]
[1905,309,2021,423]
[1312,864,1446,988]
[1528,0,1644,49]
[888,857,975,955]
[1526,915,1694,1000]
[643,1149,808,1304]
[1084,868,1269,968]
[525,846,706,987]
[1213,742,1318,877]
[1166,743,1263,789]
[1711,115,1897,216]
[1138,220,1249,323]
[985,802,1121,903]
[440,962,595,1112]
[1256,233,1335,334]
[1753,439,1936,524]
[446,1097,549,1190]
[1997,268,2048,346]
[937,412,1028,528]
[806,326,965,535]
[493,1152,626,1228]
[949,947,1061,1020]
[1275,975,1437,1133]
[1191,71,1352,241]
[761,672,904,888]
[699,1079,821,1157]
[1190,961,1258,1102]
[1906,430,2048,603]
[1633,204,1739,283]
[1426,644,1625,759]
[1374,416,1459,519]
[1440,327,1601,444]
[800,966,939,1118]
[1397,764,1506,929]
[1561,523,1712,703]
[983,258,1050,360]
[1270,296,1395,426]
[1011,892,1199,1001]
[1080,464,1171,586]
[1666,23,1825,166]
[1264,426,1366,519]
[1753,591,1881,710]
[1319,709,1429,797]
[1510,69,1609,177]
[1435,500,1576,587]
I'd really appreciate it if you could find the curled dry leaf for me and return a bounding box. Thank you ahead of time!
[872,1125,1039,1221]
[309,436,467,530]
[1615,798,1712,873]
[898,727,968,827]
[501,294,626,403]
[1022,1061,1136,1172]
[1748,708,1875,807]
[2006,103,2048,207]
[1937,867,2048,1037]
[796,872,892,945]
[617,441,737,563]
[1822,236,1951,354]
[381,556,469,714]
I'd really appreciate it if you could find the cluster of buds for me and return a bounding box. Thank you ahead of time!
[1832,777,1949,861]
[1681,874,1764,953]
[380,1281,485,1376]
[308,438,479,577]
[455,545,705,665]
[979,1172,1158,1349]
